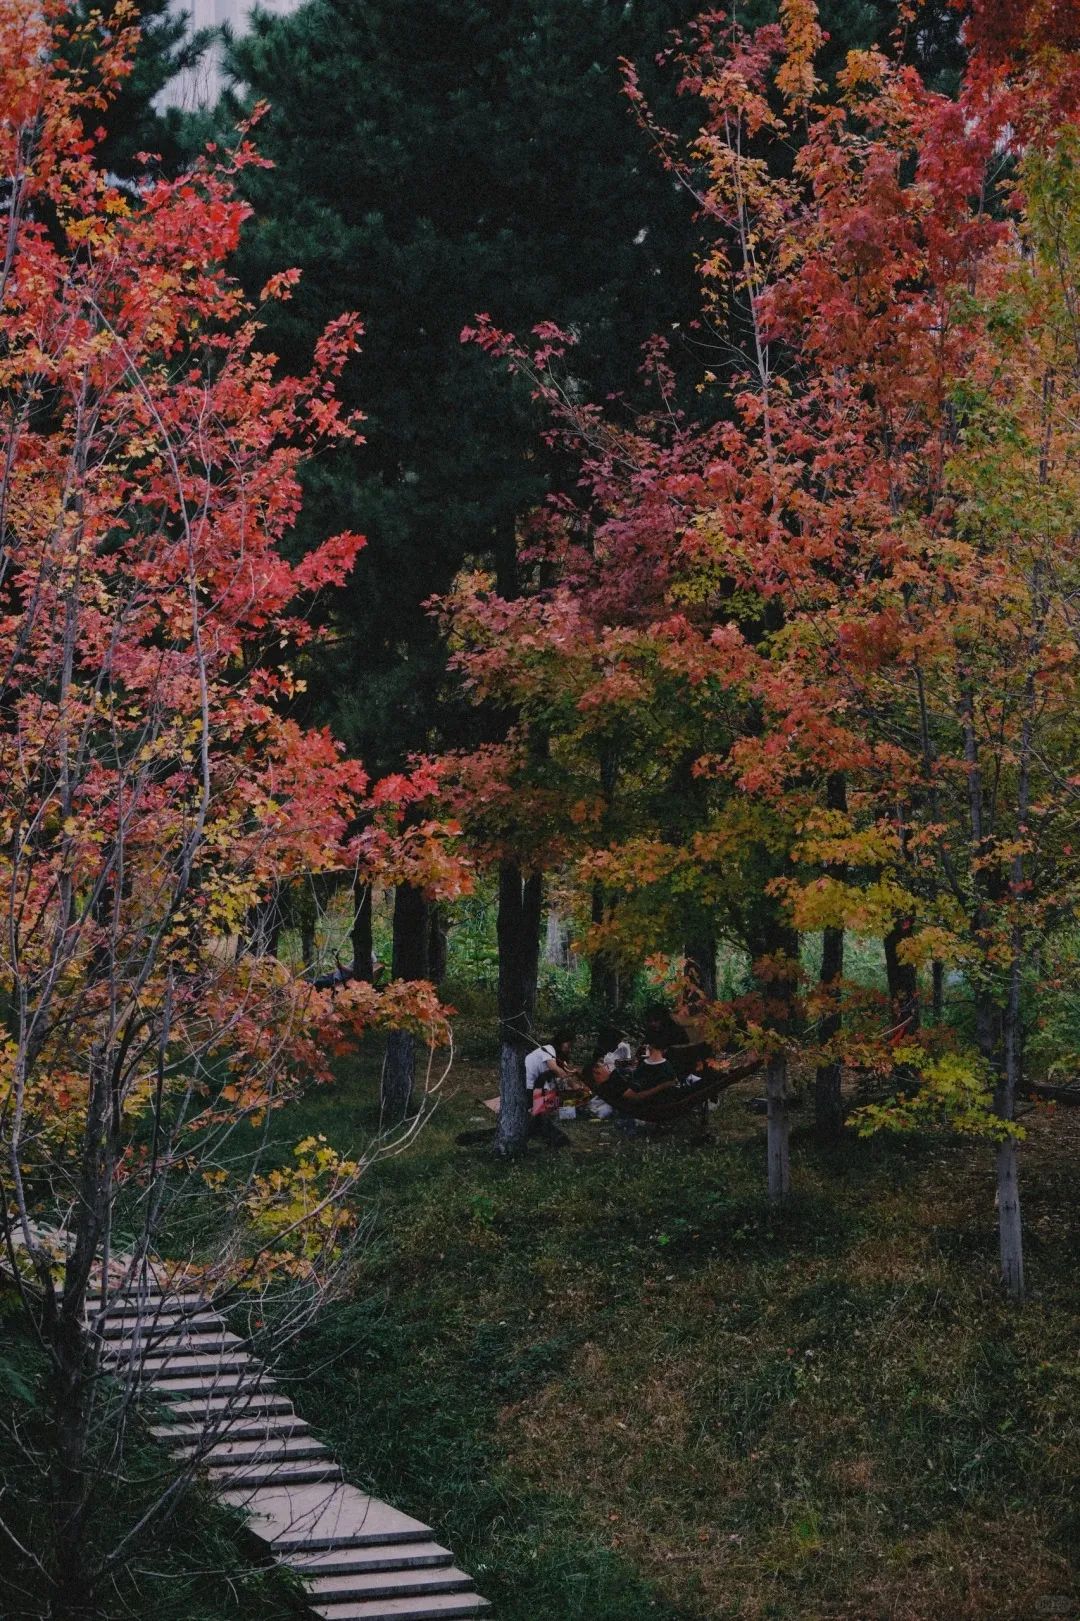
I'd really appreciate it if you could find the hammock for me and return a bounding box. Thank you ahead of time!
[588,1051,763,1123]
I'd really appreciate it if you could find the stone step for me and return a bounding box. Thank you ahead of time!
[222,1483,433,1552]
[287,1544,454,1578]
[308,1596,490,1621]
[173,1436,331,1466]
[304,1567,475,1604]
[205,1459,343,1488]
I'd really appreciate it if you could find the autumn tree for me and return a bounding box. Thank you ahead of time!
[0,9,455,1610]
[674,0,1080,1296]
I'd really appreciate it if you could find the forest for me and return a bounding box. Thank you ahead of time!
[1,1,1078,1618]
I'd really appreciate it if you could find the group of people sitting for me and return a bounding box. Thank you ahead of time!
[524,1012,729,1145]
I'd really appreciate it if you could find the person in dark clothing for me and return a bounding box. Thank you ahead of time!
[629,1040,679,1094]
[582,1050,678,1110]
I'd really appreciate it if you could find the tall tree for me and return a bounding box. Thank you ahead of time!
[0,12,453,1606]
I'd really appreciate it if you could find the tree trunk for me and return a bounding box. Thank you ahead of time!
[765,1054,790,1205]
[48,1051,111,1619]
[428,903,448,986]
[381,878,429,1123]
[884,921,920,1036]
[496,1038,530,1156]
[749,897,798,1204]
[50,1310,94,1620]
[351,880,373,982]
[684,931,717,1003]
[995,946,1025,1300]
[495,860,543,1157]
[264,882,284,959]
[382,1030,414,1124]
[589,881,619,1017]
[996,1136,1024,1301]
[814,921,845,1141]
[545,908,567,967]
[814,772,846,1139]
[932,958,944,1024]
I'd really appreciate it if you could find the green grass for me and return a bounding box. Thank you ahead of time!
[250,1048,1080,1621]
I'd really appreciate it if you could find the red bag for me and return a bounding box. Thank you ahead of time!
[531,1083,559,1117]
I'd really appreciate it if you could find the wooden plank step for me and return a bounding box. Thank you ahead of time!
[150,1372,276,1396]
[99,1311,225,1337]
[204,1460,342,1488]
[125,1354,256,1379]
[150,1415,311,1442]
[221,1483,432,1552]
[131,1344,253,1365]
[162,1391,293,1418]
[104,1330,245,1357]
[173,1437,331,1465]
[304,1567,474,1603]
[286,1544,453,1578]
[85,1292,210,1313]
[308,1596,489,1620]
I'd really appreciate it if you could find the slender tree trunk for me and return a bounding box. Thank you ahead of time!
[589,881,620,1016]
[684,931,717,1003]
[814,773,847,1139]
[495,861,543,1157]
[995,941,1025,1300]
[51,1313,94,1621]
[814,922,845,1141]
[382,879,429,1123]
[996,1135,1024,1301]
[750,899,798,1205]
[932,959,944,1024]
[351,880,373,982]
[263,881,284,959]
[589,744,621,1015]
[49,1052,110,1619]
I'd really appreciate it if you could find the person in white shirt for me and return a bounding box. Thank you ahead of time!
[524,1033,575,1147]
[524,1033,575,1094]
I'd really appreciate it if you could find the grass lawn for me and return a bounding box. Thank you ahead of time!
[255,1045,1080,1621]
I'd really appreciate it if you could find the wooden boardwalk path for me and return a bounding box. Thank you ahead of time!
[89,1276,492,1621]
